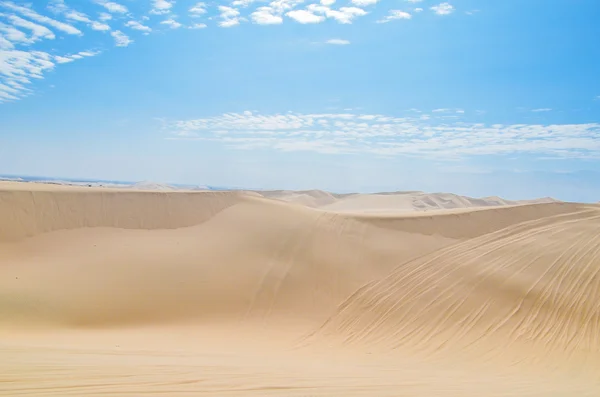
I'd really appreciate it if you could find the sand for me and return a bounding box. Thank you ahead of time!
[256,189,557,213]
[1,181,599,396]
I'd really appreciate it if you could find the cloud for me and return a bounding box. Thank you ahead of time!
[90,21,110,31]
[531,108,552,112]
[151,0,174,15]
[0,49,55,102]
[405,0,422,2]
[189,2,207,16]
[321,0,335,5]
[0,1,82,35]
[218,6,242,27]
[125,20,152,32]
[56,8,112,31]
[168,111,600,159]
[304,5,367,24]
[0,23,33,45]
[232,0,256,7]
[326,39,350,45]
[286,9,325,23]
[431,2,454,15]
[0,35,13,49]
[95,0,128,14]
[110,30,132,46]
[5,15,55,41]
[189,23,207,29]
[160,19,182,29]
[251,7,283,24]
[54,50,100,64]
[351,0,378,6]
[377,10,411,23]
[98,12,112,21]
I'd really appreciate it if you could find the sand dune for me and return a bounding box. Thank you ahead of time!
[256,188,558,213]
[1,181,599,396]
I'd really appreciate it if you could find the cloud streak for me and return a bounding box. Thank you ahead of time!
[168,111,600,159]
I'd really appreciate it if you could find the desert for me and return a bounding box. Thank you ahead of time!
[1,181,599,396]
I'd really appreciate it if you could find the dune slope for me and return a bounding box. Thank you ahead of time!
[315,206,600,370]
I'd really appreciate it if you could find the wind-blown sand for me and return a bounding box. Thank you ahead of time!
[1,181,599,396]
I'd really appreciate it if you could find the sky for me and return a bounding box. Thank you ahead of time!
[0,0,599,202]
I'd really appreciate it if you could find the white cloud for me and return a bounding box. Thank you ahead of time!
[0,1,82,35]
[377,10,411,23]
[64,10,91,23]
[43,1,110,32]
[189,23,207,29]
[189,2,207,16]
[431,2,454,15]
[0,23,32,45]
[286,9,325,23]
[110,30,132,46]
[168,111,600,159]
[321,0,335,5]
[532,108,552,112]
[251,7,283,24]
[0,49,55,102]
[6,15,55,41]
[126,20,152,32]
[98,12,112,21]
[326,38,350,45]
[95,0,128,14]
[405,0,422,2]
[305,5,367,24]
[269,0,305,14]
[232,0,256,7]
[47,0,68,14]
[351,0,378,5]
[57,7,112,31]
[218,6,242,27]
[54,50,100,64]
[91,21,110,31]
[151,0,174,15]
[414,7,423,12]
[0,35,13,49]
[161,19,182,29]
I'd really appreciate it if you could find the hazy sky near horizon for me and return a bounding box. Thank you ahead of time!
[0,0,599,201]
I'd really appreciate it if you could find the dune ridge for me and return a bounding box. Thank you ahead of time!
[256,188,558,213]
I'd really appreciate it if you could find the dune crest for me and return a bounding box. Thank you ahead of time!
[256,188,558,213]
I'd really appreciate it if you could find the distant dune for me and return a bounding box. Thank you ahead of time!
[255,188,558,213]
[1,181,598,396]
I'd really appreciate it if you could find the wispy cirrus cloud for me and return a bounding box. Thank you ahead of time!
[167,111,600,159]
[0,1,81,35]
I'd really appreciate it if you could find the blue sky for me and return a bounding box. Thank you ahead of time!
[0,0,599,201]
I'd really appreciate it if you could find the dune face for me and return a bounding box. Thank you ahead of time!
[1,182,599,396]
